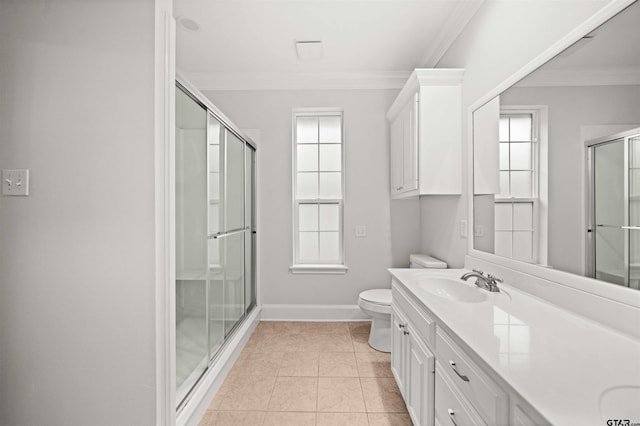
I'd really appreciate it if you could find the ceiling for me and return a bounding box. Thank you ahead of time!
[174,0,484,90]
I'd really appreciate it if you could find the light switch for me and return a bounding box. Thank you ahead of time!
[355,225,367,238]
[2,169,30,196]
[460,220,468,238]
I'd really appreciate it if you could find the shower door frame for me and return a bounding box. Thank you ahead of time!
[586,127,640,286]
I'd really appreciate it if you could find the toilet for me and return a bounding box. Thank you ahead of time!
[358,254,447,352]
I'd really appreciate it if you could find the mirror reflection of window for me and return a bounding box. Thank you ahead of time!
[494,111,539,263]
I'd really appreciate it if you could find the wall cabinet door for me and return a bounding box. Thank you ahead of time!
[390,94,418,197]
[390,118,404,196]
[401,96,418,193]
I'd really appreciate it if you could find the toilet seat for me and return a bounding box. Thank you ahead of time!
[358,289,392,315]
[359,289,391,305]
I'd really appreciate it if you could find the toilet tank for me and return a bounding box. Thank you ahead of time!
[409,254,447,269]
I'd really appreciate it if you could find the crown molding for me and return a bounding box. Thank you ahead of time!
[421,0,486,67]
[179,70,412,91]
[515,66,640,88]
[387,68,464,121]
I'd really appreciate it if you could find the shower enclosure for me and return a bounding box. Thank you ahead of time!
[587,128,640,289]
[175,81,256,407]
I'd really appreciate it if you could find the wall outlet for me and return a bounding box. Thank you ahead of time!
[474,225,484,237]
[460,220,468,238]
[355,225,367,238]
[2,169,30,196]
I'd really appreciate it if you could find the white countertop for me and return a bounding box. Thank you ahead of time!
[388,268,640,426]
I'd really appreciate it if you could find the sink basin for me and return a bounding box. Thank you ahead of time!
[416,277,487,303]
[599,386,640,421]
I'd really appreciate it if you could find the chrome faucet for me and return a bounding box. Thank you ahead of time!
[460,269,503,292]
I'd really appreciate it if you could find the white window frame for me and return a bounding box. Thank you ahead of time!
[290,109,348,274]
[496,106,548,265]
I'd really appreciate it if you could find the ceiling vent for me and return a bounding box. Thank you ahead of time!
[295,41,323,60]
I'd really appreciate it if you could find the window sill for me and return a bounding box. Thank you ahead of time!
[289,264,349,275]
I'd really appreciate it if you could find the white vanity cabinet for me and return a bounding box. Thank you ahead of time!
[391,278,542,426]
[387,69,464,199]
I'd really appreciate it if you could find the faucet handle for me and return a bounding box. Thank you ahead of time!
[472,269,484,276]
[487,274,503,283]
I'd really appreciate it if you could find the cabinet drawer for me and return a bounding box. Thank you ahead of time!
[435,364,486,426]
[436,329,508,425]
[392,281,436,347]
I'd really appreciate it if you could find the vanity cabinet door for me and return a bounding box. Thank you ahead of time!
[391,307,408,396]
[392,305,435,426]
[406,323,435,426]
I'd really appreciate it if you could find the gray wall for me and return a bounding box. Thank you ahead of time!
[0,1,158,424]
[203,89,421,306]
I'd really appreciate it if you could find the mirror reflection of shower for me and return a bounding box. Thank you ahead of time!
[587,128,640,289]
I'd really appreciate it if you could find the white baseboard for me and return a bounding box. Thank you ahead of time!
[177,307,261,426]
[260,304,369,321]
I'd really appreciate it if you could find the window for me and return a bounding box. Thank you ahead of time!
[291,111,346,273]
[494,111,538,263]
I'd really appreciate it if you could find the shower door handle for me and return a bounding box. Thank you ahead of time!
[594,224,640,230]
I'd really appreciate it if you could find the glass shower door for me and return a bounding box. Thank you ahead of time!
[208,113,225,359]
[591,129,640,289]
[594,139,625,284]
[221,129,245,336]
[628,135,640,289]
[175,88,209,404]
[245,145,255,312]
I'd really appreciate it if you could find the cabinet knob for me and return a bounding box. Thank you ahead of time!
[447,408,458,426]
[396,186,404,191]
[398,323,405,329]
[448,360,470,382]
[403,330,409,336]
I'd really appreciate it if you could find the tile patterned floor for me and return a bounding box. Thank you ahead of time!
[199,321,412,426]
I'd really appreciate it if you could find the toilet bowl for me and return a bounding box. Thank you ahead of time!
[358,254,447,353]
[358,289,392,352]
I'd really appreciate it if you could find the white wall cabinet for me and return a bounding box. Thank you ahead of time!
[387,69,464,199]
[392,278,547,426]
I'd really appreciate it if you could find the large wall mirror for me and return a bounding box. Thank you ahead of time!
[472,0,640,292]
